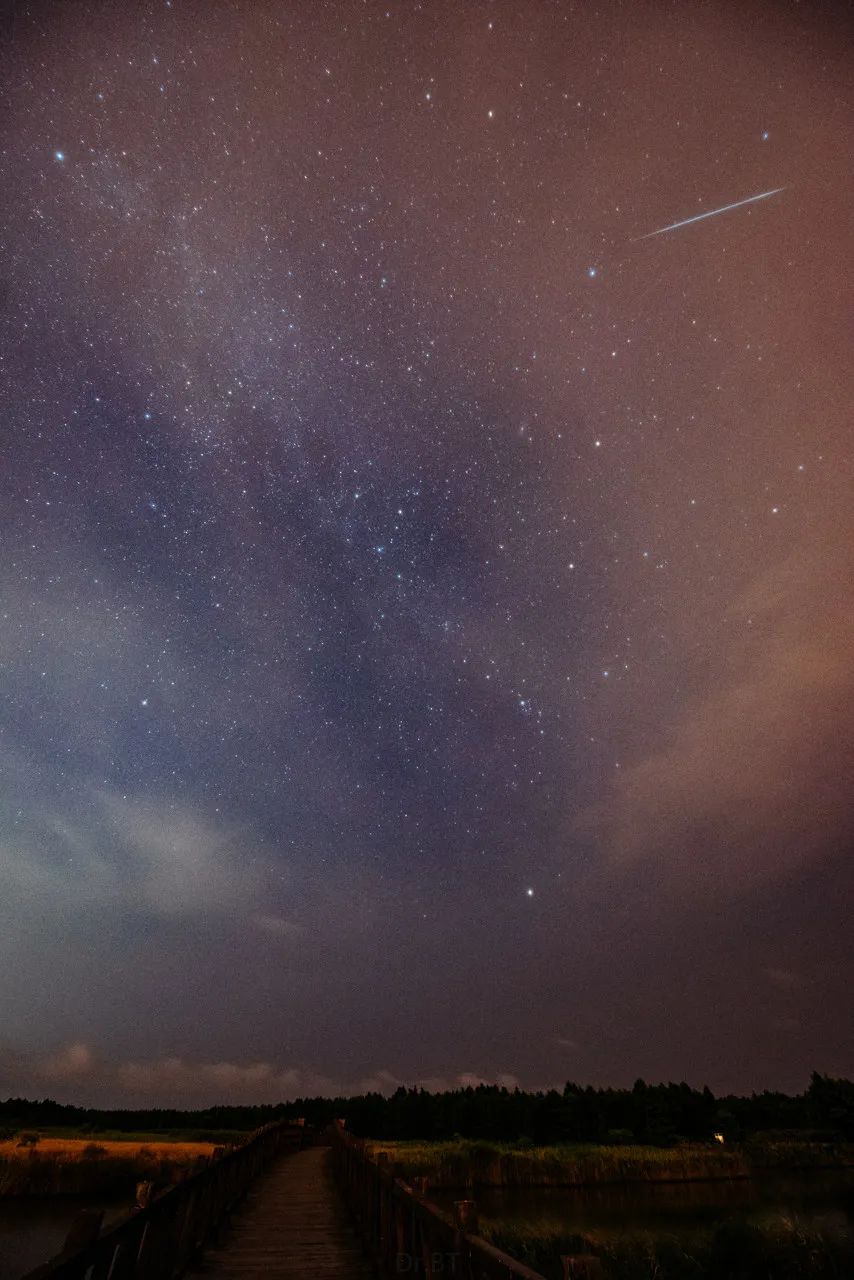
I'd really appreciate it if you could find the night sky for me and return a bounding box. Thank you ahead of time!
[1,0,851,1108]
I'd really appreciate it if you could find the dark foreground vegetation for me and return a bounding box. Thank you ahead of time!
[3,1070,852,1144]
[482,1218,854,1280]
[0,1144,209,1197]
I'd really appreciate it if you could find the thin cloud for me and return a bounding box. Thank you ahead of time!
[98,791,267,916]
[593,550,854,896]
[0,1043,523,1108]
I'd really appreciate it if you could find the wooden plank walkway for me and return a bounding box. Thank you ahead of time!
[188,1145,373,1279]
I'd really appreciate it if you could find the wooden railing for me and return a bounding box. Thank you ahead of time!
[21,1121,307,1280]
[330,1123,551,1280]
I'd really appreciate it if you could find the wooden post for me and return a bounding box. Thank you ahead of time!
[453,1199,479,1234]
[375,1152,390,1269]
[62,1209,104,1254]
[136,1180,154,1209]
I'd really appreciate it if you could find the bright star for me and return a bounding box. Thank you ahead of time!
[54,151,65,162]
[587,266,597,278]
[526,888,534,897]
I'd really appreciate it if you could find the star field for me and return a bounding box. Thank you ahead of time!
[0,0,851,1105]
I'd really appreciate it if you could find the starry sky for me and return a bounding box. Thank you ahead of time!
[1,0,852,1108]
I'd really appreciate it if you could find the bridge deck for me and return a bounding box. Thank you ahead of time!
[189,1145,373,1279]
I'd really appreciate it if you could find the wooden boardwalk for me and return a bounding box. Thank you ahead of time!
[189,1144,373,1279]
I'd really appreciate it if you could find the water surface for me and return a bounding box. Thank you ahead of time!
[0,1196,129,1280]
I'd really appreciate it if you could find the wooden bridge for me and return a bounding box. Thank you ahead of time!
[186,1144,371,1279]
[22,1122,593,1280]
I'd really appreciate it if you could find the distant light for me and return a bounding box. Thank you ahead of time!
[761,131,769,141]
[587,266,597,278]
[487,109,494,119]
[54,150,65,162]
[526,888,534,897]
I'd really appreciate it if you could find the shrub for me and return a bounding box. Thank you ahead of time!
[81,1142,108,1158]
[16,1131,41,1148]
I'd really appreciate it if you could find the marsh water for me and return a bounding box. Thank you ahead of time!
[0,1196,130,1280]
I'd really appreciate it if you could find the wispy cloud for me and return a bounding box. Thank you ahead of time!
[0,783,267,920]
[97,791,267,916]
[252,912,305,940]
[592,550,854,896]
[0,1043,522,1108]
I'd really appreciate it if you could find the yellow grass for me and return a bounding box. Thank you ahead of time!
[0,1138,214,1160]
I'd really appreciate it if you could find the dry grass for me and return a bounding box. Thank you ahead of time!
[0,1138,214,1161]
[0,1137,217,1196]
[367,1139,749,1188]
[368,1138,854,1190]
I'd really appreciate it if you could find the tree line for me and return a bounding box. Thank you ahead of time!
[2,1072,852,1145]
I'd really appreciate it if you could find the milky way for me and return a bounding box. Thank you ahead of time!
[0,0,851,1106]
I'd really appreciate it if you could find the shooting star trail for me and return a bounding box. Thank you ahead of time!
[634,186,788,241]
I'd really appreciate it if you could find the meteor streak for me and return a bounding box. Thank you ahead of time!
[635,186,788,241]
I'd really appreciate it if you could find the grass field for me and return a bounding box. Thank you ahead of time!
[0,1138,215,1160]
[367,1139,748,1188]
[367,1138,854,1189]
[3,1126,248,1145]
[0,1132,222,1197]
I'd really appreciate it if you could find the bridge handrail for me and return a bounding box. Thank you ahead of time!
[20,1120,307,1280]
[330,1124,548,1280]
